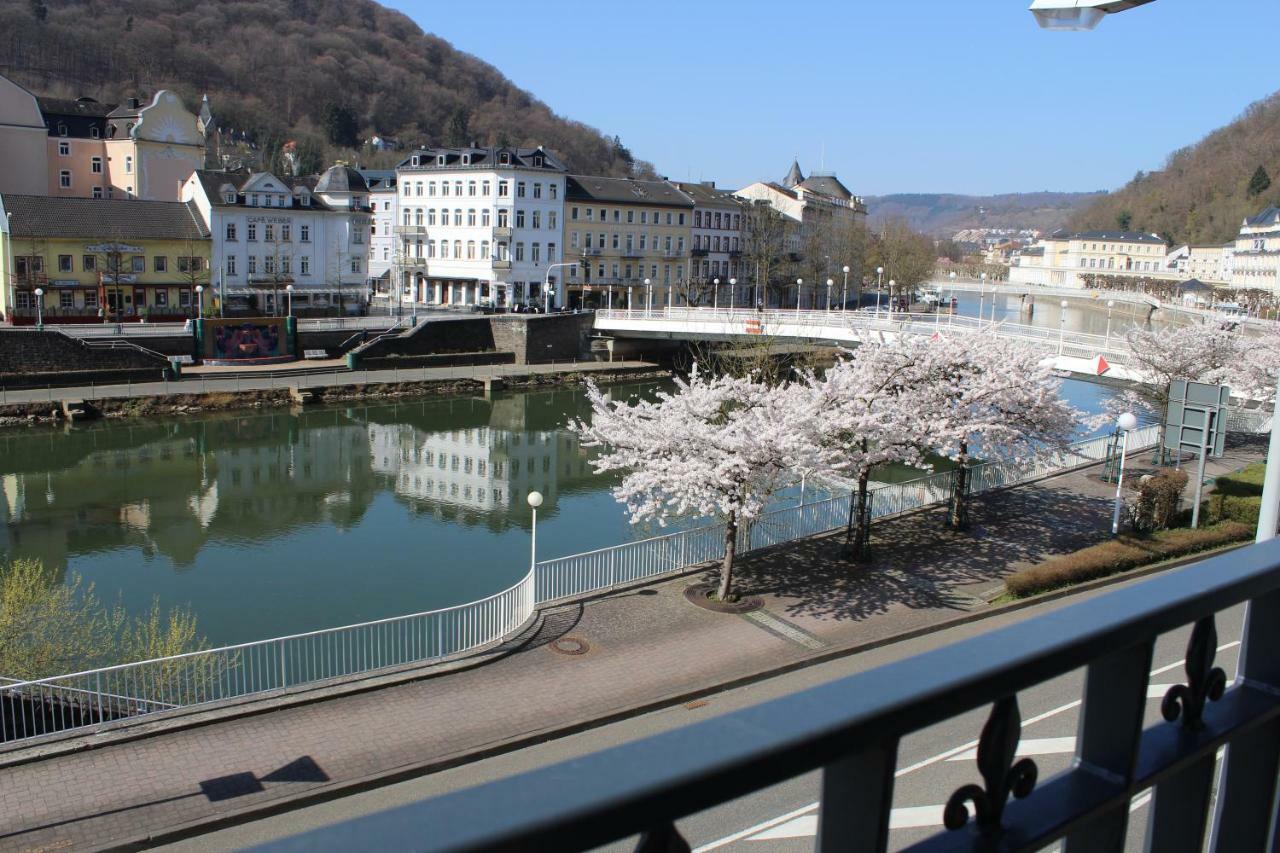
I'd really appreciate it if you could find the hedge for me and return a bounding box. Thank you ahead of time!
[1004,521,1254,599]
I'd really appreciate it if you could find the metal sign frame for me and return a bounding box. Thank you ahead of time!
[1164,379,1229,458]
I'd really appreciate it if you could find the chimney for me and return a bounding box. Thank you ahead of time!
[127,97,140,109]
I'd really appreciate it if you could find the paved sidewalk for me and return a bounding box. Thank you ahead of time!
[0,437,1265,851]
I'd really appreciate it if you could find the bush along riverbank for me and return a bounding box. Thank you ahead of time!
[0,365,672,427]
[1003,463,1262,599]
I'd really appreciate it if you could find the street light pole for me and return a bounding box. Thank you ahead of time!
[1058,299,1069,355]
[527,491,543,571]
[826,278,833,312]
[543,262,576,314]
[729,277,737,310]
[713,277,720,311]
[948,271,956,326]
[645,278,653,316]
[1105,299,1115,348]
[979,272,988,325]
[1111,412,1138,535]
[876,266,884,311]
[841,265,850,311]
[33,287,43,329]
[286,284,294,317]
[888,280,896,314]
[795,278,803,312]
[195,284,204,319]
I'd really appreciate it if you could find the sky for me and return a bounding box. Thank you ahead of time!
[387,0,1280,197]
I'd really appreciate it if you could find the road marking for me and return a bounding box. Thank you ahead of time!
[748,805,949,842]
[948,737,1077,762]
[693,641,1241,852]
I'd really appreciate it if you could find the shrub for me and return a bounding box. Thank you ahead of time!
[1205,494,1262,527]
[1005,521,1253,598]
[1214,463,1265,497]
[1129,469,1189,533]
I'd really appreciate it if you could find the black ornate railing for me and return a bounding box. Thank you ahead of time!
[255,539,1280,853]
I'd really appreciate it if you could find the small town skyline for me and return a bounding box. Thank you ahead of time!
[395,0,1280,197]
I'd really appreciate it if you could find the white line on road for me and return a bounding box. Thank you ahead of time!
[692,641,1241,852]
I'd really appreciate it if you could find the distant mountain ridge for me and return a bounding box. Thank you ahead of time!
[867,191,1105,237]
[1068,92,1280,246]
[0,0,651,177]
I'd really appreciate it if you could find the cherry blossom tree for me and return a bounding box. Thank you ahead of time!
[920,329,1082,528]
[1118,322,1242,418]
[572,371,817,601]
[796,337,939,561]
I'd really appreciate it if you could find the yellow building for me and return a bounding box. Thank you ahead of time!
[0,194,211,324]
[563,175,693,309]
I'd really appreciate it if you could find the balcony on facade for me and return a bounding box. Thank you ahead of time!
[620,248,643,259]
[690,246,709,257]
[394,225,427,236]
[492,259,512,271]
[492,226,512,239]
[401,256,429,269]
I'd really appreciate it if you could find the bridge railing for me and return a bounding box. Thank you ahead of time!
[264,538,1280,853]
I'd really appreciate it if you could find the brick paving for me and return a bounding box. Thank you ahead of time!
[0,436,1265,851]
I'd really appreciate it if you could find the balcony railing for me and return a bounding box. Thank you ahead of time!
[393,225,426,235]
[258,537,1280,853]
[401,256,428,269]
[491,258,512,270]
[492,226,512,238]
[691,246,709,257]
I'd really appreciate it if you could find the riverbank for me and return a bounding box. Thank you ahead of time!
[0,361,670,426]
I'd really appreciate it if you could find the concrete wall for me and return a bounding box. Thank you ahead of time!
[349,317,497,363]
[0,329,170,388]
[490,313,591,364]
[353,351,515,371]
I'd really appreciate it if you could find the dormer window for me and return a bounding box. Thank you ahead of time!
[437,155,446,165]
[533,156,543,168]
[249,193,258,206]
[461,154,471,165]
[224,191,235,203]
[89,126,99,139]
[302,194,310,207]
[411,155,420,167]
[499,152,511,165]
[57,123,67,137]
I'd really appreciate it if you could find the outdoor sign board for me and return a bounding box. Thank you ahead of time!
[1164,379,1229,459]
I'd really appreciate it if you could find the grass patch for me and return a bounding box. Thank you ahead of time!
[1004,521,1253,599]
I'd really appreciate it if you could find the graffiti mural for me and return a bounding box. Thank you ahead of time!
[202,318,290,362]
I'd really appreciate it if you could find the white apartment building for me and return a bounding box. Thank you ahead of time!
[1229,206,1280,292]
[735,160,867,254]
[361,169,397,300]
[1010,229,1173,288]
[182,165,371,314]
[393,146,568,310]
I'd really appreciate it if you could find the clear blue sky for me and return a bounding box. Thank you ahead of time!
[387,0,1279,197]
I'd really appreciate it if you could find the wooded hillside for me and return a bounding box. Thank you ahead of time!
[866,191,1103,237]
[1069,92,1280,246]
[0,0,653,177]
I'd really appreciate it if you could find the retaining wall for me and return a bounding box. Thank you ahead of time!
[0,330,170,389]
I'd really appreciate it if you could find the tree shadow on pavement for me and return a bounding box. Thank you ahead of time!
[731,482,1112,624]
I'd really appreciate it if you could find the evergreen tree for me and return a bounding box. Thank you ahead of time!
[1116,210,1133,231]
[1248,165,1271,198]
[445,108,470,147]
[320,102,360,149]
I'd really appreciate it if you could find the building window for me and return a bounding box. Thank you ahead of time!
[60,290,74,309]
[154,256,167,273]
[89,126,99,140]
[247,256,256,274]
[516,210,526,228]
[247,223,257,241]
[227,256,237,275]
[550,184,558,200]
[131,256,144,273]
[481,240,490,259]
[281,257,291,274]
[82,255,96,272]
[532,244,541,264]
[515,242,525,261]
[468,181,476,196]
[58,140,69,156]
[300,256,310,275]
[532,210,541,229]
[453,210,462,226]
[92,186,103,198]
[481,209,491,227]
[467,209,476,226]
[548,242,556,262]
[125,156,133,174]
[300,225,310,242]
[84,289,98,308]
[264,224,275,242]
[224,191,236,204]
[57,255,72,272]
[89,156,102,174]
[532,183,542,199]
[226,223,237,240]
[571,206,579,221]
[467,241,476,259]
[264,256,276,274]
[498,181,509,197]
[178,257,201,273]
[282,225,291,241]
[155,290,168,307]
[59,170,71,188]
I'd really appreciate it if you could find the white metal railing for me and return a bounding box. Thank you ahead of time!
[534,425,1161,606]
[0,568,535,744]
[0,426,1168,745]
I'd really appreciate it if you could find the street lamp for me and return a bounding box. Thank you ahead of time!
[713,277,720,311]
[841,265,850,311]
[979,272,988,324]
[876,266,884,310]
[1058,299,1069,355]
[544,262,576,314]
[644,278,653,316]
[285,283,294,317]
[729,277,737,310]
[1105,299,1115,347]
[888,280,896,314]
[527,491,543,571]
[1111,412,1138,535]
[795,278,803,312]
[948,271,957,325]
[33,287,43,328]
[195,284,204,318]
[826,278,833,312]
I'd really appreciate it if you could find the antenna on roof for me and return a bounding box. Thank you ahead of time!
[820,140,825,173]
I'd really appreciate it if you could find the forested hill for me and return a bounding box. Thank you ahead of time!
[866,191,1103,237]
[1068,92,1280,246]
[0,0,653,177]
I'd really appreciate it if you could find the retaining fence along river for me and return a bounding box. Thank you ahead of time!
[0,422,1174,745]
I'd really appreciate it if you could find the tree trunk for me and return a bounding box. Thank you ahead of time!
[852,469,872,561]
[718,510,738,602]
[949,441,969,529]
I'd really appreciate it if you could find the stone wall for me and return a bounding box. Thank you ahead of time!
[348,317,497,365]
[490,313,592,364]
[0,329,171,388]
[352,351,516,371]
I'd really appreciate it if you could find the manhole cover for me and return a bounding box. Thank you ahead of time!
[550,636,590,656]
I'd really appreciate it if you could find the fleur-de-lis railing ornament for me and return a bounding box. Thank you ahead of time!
[944,695,1038,832]
[1162,615,1227,729]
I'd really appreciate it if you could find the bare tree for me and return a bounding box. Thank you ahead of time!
[739,200,791,308]
[865,218,937,298]
[178,235,210,317]
[8,236,48,322]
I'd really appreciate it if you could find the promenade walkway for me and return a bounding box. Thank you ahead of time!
[0,360,657,406]
[0,438,1264,851]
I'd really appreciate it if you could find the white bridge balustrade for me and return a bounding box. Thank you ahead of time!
[0,426,1162,746]
[593,307,1141,380]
